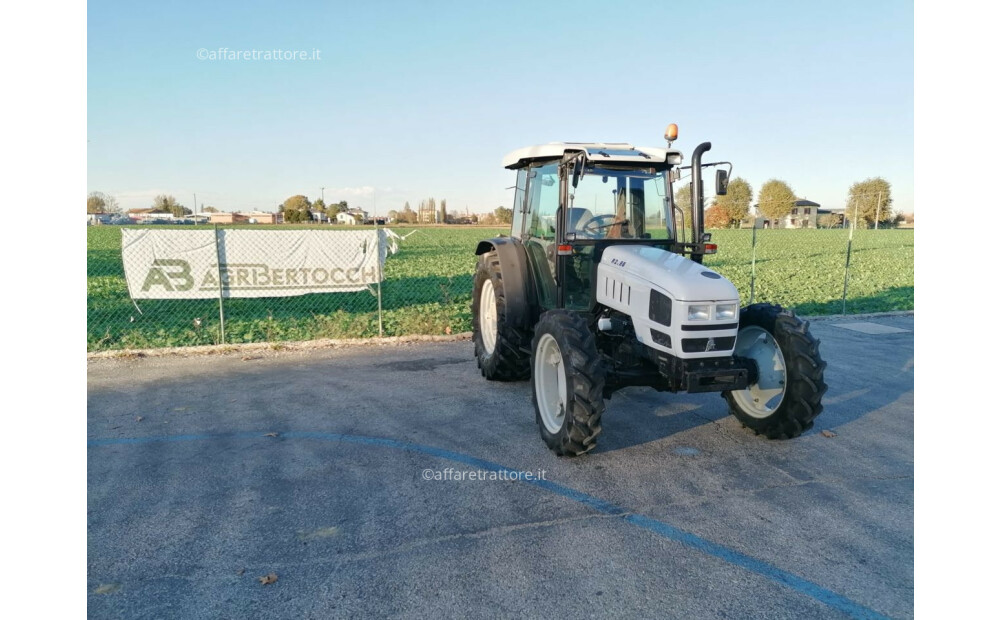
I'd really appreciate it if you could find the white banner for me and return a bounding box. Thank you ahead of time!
[122,228,397,299]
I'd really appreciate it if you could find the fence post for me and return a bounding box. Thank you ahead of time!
[213,224,226,343]
[749,219,758,305]
[376,226,384,338]
[841,221,854,315]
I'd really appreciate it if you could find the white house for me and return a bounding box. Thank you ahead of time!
[336,212,360,225]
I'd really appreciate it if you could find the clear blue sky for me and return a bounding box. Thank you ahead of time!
[87,0,913,215]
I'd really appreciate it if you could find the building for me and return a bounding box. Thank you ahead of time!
[335,208,368,225]
[816,208,846,228]
[87,212,112,225]
[743,199,822,229]
[336,212,360,225]
[207,212,249,224]
[126,208,174,222]
[206,211,279,224]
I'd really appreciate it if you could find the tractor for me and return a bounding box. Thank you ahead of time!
[472,126,827,456]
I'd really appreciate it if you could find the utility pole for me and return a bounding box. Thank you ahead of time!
[874,191,882,230]
[320,187,325,203]
[193,193,197,217]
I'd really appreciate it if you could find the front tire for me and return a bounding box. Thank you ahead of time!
[472,251,530,381]
[724,303,827,439]
[531,311,606,456]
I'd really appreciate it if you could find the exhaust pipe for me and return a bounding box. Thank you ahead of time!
[690,142,712,264]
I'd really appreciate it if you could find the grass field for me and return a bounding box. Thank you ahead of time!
[87,225,913,351]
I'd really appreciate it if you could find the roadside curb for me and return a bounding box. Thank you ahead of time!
[87,332,474,361]
[801,310,913,321]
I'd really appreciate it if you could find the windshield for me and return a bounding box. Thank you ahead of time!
[567,166,674,240]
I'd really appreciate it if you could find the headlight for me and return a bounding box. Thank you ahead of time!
[687,304,710,321]
[715,304,737,321]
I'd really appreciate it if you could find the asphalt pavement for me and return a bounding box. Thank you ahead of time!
[88,315,914,619]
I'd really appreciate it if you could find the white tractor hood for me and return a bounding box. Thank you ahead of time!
[600,245,738,302]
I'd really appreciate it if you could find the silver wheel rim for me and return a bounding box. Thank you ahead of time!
[479,279,498,354]
[731,326,787,418]
[535,333,567,434]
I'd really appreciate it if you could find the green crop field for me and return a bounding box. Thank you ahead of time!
[87,225,913,351]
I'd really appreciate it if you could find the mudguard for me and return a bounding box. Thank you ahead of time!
[475,237,534,328]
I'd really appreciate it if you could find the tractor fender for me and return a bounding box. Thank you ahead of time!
[475,238,534,328]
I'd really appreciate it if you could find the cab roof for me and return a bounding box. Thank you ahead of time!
[502,142,682,170]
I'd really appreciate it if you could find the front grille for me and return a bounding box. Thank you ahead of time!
[681,336,736,353]
[650,329,672,348]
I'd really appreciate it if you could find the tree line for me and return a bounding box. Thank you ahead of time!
[674,176,900,229]
[92,176,898,229]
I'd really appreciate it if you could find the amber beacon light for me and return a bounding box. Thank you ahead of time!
[664,123,678,145]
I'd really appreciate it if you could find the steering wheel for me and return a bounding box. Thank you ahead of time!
[579,214,625,238]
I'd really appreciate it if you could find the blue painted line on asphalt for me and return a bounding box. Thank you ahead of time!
[89,431,888,619]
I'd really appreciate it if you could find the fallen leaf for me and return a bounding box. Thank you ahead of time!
[263,432,279,438]
[135,416,144,422]
[258,573,278,585]
[821,429,837,438]
[444,326,452,335]
[94,583,120,595]
[236,568,245,576]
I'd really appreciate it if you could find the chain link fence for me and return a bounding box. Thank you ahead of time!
[87,223,913,352]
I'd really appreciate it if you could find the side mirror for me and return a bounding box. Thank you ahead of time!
[571,162,582,188]
[715,170,729,195]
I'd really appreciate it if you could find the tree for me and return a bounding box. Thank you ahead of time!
[757,179,797,220]
[202,206,219,213]
[399,202,417,224]
[705,205,730,229]
[386,209,399,223]
[87,191,120,214]
[494,206,513,225]
[712,177,753,228]
[152,194,190,218]
[281,195,311,223]
[440,198,447,224]
[846,177,893,227]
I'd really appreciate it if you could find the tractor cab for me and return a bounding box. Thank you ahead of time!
[501,141,721,311]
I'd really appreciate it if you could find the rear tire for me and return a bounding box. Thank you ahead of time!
[724,303,827,439]
[531,310,606,456]
[472,251,531,381]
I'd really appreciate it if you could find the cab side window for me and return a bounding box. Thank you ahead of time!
[526,163,560,239]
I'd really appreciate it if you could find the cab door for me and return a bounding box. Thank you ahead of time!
[521,162,560,310]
